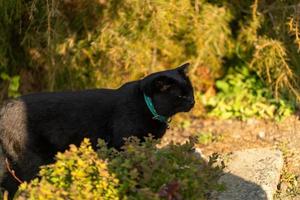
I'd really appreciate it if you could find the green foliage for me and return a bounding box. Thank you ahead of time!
[201,66,295,121]
[1,0,300,115]
[16,139,120,200]
[48,0,233,90]
[234,0,300,100]
[197,131,223,145]
[16,137,225,200]
[0,0,233,95]
[0,0,22,99]
[0,73,20,98]
[206,0,300,101]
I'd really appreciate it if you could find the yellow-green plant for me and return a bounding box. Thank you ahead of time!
[1,0,233,94]
[235,0,300,100]
[16,137,225,200]
[1,0,300,114]
[202,66,295,121]
[288,16,300,51]
[16,139,120,200]
[51,0,234,90]
[197,131,223,145]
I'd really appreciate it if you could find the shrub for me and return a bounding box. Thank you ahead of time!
[201,66,295,121]
[16,137,225,200]
[1,0,233,96]
[16,139,120,200]
[2,0,300,117]
[233,0,300,100]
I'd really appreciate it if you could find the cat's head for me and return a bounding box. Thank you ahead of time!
[140,63,195,117]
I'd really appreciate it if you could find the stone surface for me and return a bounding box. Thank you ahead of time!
[212,148,284,200]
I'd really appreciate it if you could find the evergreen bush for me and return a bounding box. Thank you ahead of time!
[1,0,300,116]
[15,137,225,200]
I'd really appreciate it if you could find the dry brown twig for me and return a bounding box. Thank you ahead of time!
[288,17,300,52]
[5,158,23,184]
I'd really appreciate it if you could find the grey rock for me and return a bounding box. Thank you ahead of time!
[212,148,284,200]
[194,147,203,158]
[193,147,209,162]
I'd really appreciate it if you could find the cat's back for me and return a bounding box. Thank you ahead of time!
[20,88,115,109]
[20,88,115,103]
[0,89,118,128]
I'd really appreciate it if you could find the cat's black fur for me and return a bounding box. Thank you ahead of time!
[0,63,194,197]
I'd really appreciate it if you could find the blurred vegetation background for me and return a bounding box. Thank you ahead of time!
[1,0,300,119]
[1,1,300,198]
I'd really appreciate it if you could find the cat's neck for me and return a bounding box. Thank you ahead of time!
[118,81,170,126]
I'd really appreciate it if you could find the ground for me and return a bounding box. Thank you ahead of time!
[162,115,300,199]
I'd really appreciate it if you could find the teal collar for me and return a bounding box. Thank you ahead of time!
[143,94,169,124]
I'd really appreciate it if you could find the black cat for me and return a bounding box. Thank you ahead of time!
[0,63,194,197]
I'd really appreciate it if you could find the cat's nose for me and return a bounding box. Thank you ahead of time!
[187,97,195,106]
[190,99,195,106]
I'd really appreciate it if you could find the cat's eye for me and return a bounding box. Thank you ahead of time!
[178,95,188,99]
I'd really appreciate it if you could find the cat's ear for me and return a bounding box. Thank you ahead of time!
[176,63,190,75]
